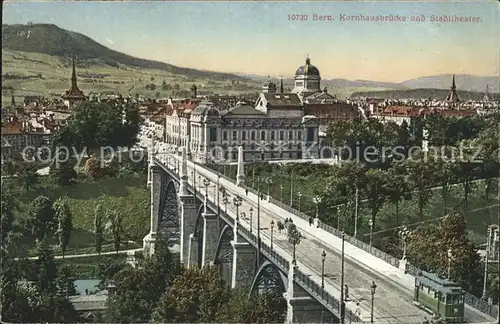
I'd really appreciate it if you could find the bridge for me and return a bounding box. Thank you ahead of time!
[143,143,498,323]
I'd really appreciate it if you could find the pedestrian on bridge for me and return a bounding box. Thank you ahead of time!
[245,188,248,196]
[308,217,313,226]
[344,284,349,301]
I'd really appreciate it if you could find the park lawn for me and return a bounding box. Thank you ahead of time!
[12,175,150,256]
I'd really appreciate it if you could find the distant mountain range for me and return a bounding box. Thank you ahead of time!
[2,23,246,81]
[2,23,498,95]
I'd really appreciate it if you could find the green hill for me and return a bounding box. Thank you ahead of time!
[2,23,245,81]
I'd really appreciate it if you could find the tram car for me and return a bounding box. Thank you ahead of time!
[413,270,466,323]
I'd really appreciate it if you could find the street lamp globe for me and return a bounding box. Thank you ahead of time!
[371,281,377,295]
[271,220,274,228]
[203,178,210,187]
[322,250,326,262]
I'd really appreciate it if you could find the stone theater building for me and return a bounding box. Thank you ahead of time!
[165,57,360,164]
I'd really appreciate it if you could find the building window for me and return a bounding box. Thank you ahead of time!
[251,131,255,141]
[223,131,228,141]
[271,131,275,140]
[298,131,302,141]
[307,127,314,142]
[209,128,217,142]
[288,131,293,140]
[242,131,247,141]
[279,131,284,140]
[296,81,303,87]
[260,131,266,140]
[232,131,237,141]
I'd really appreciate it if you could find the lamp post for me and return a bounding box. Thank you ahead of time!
[399,226,410,260]
[298,191,302,211]
[249,207,253,233]
[340,232,345,324]
[290,169,294,207]
[233,196,242,221]
[370,281,377,323]
[313,196,321,226]
[280,185,284,202]
[271,220,275,249]
[447,248,453,279]
[321,250,326,290]
[266,178,273,199]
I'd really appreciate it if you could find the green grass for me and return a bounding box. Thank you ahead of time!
[11,175,150,256]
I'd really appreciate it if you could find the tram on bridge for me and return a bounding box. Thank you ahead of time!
[413,270,465,323]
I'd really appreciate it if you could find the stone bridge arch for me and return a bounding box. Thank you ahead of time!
[214,224,234,283]
[248,261,287,297]
[158,180,180,248]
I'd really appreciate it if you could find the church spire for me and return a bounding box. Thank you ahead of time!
[71,55,78,89]
[451,74,456,91]
[280,77,284,94]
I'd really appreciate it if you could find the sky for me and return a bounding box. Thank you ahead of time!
[3,1,499,82]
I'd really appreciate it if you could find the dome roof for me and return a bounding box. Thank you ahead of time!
[295,57,320,77]
[192,100,220,116]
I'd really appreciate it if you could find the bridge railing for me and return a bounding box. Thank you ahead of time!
[238,224,290,272]
[156,157,499,319]
[295,269,362,323]
[269,197,401,269]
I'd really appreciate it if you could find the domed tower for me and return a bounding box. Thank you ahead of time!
[292,56,321,96]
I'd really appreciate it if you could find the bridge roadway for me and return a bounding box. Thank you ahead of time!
[158,153,432,323]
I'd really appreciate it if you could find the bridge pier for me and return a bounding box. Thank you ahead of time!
[201,212,218,265]
[143,164,162,256]
[230,241,255,289]
[180,194,197,265]
[188,234,199,267]
[285,264,333,324]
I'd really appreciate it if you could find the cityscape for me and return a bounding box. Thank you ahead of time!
[1,1,499,324]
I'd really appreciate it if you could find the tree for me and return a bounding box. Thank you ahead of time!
[94,204,104,255]
[152,266,231,323]
[54,197,73,258]
[35,236,58,294]
[406,213,481,292]
[109,210,123,253]
[17,163,39,192]
[49,151,77,186]
[1,183,17,242]
[215,289,286,323]
[85,155,104,180]
[363,169,388,245]
[26,196,55,241]
[434,148,459,216]
[56,263,77,297]
[454,142,480,208]
[106,237,181,322]
[287,223,302,263]
[385,166,410,226]
[404,155,437,220]
[54,101,140,154]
